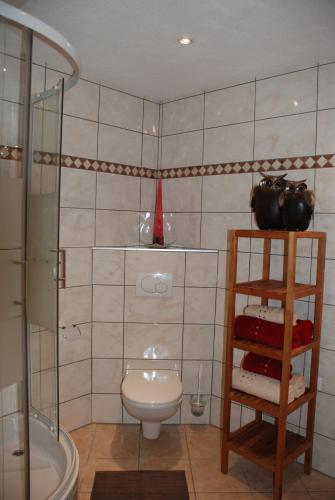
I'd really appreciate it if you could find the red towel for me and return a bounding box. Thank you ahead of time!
[242,352,291,381]
[234,315,314,348]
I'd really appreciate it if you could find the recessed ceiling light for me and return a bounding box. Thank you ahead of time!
[178,36,192,45]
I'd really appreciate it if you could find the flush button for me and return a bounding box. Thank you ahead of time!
[136,272,172,297]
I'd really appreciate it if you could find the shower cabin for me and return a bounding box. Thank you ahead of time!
[0,2,80,499]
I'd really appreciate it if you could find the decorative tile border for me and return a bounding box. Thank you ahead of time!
[1,145,335,178]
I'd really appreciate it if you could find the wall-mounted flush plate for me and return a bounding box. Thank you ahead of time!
[136,272,172,298]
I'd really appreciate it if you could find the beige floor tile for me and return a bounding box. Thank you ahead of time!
[297,467,335,492]
[186,429,222,460]
[139,458,194,492]
[240,461,307,493]
[310,493,335,499]
[70,427,95,464]
[185,424,220,434]
[196,494,254,499]
[79,458,138,492]
[140,429,189,462]
[191,458,250,493]
[90,425,140,459]
[253,493,312,500]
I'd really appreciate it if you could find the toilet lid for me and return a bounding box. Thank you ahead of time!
[122,369,182,405]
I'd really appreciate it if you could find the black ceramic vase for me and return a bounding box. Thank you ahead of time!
[280,186,315,231]
[251,186,284,230]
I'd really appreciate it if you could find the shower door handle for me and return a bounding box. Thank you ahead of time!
[58,249,66,289]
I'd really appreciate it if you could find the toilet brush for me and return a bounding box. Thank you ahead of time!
[190,363,206,416]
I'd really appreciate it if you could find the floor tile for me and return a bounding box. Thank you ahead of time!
[185,424,220,434]
[253,493,312,500]
[79,458,138,492]
[240,460,307,493]
[191,458,250,493]
[309,493,335,499]
[186,428,222,460]
[90,425,140,459]
[139,458,194,492]
[297,466,335,492]
[140,429,189,462]
[70,427,95,464]
[196,494,254,499]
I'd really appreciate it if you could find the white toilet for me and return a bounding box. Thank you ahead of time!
[121,369,183,439]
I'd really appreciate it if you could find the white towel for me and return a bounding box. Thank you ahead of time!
[243,304,297,326]
[232,368,305,404]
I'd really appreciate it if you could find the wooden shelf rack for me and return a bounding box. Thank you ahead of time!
[221,229,326,500]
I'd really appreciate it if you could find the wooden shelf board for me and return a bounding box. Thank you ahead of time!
[229,388,315,417]
[235,279,319,300]
[226,420,310,471]
[233,229,326,240]
[232,338,317,360]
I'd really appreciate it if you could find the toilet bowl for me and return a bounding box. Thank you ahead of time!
[121,369,183,439]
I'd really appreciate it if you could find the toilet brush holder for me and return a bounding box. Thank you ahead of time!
[190,395,206,417]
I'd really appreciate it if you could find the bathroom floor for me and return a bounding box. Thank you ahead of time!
[72,424,335,499]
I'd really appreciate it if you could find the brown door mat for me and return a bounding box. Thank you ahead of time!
[90,470,189,500]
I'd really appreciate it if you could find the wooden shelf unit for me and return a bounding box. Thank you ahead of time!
[221,230,326,500]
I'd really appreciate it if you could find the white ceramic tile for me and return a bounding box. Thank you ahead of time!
[230,402,242,432]
[256,68,317,119]
[313,214,335,259]
[124,323,183,359]
[202,173,252,212]
[205,83,255,128]
[59,323,91,365]
[182,360,212,394]
[139,211,154,245]
[93,358,123,393]
[59,359,91,403]
[210,396,222,428]
[143,100,159,136]
[314,391,335,439]
[1,54,24,103]
[40,329,56,370]
[92,322,123,358]
[162,177,202,212]
[63,247,92,287]
[318,348,335,396]
[92,394,122,423]
[59,208,95,247]
[201,212,251,251]
[142,135,158,169]
[168,212,201,248]
[59,286,92,326]
[184,288,216,325]
[96,172,140,210]
[185,252,218,287]
[254,113,316,160]
[62,115,98,158]
[212,361,224,397]
[312,432,335,478]
[99,86,143,131]
[98,124,142,165]
[315,168,335,213]
[322,259,335,305]
[63,78,99,121]
[316,109,335,154]
[214,325,226,363]
[162,95,204,135]
[310,304,335,351]
[140,178,156,212]
[60,167,96,209]
[183,325,214,360]
[203,122,254,165]
[125,249,185,286]
[93,249,125,285]
[59,394,91,431]
[93,285,124,322]
[181,394,210,425]
[124,286,184,323]
[215,288,226,326]
[240,406,255,426]
[31,64,45,95]
[161,131,203,168]
[0,100,21,146]
[318,63,335,110]
[95,210,140,246]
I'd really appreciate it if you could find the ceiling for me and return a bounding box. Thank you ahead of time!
[7,0,335,101]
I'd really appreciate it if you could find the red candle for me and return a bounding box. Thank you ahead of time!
[153,178,164,246]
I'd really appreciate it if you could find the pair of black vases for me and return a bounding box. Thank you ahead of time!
[251,173,315,231]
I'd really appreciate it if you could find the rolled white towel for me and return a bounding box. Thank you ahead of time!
[243,304,297,326]
[232,368,305,404]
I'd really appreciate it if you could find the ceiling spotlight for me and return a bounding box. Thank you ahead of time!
[178,36,192,45]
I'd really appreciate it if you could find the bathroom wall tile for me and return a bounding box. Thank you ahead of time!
[214,325,226,363]
[143,100,159,136]
[139,211,154,245]
[59,359,91,403]
[183,325,214,360]
[142,134,158,169]
[62,115,98,158]
[254,113,316,160]
[59,286,92,326]
[162,95,204,135]
[0,175,23,249]
[59,208,95,247]
[92,322,123,358]
[212,361,223,398]
[98,124,142,165]
[181,394,210,425]
[201,212,251,251]
[184,288,216,325]
[63,78,99,121]
[93,249,125,285]
[203,122,254,165]
[60,168,96,209]
[92,394,123,423]
[140,178,156,212]
[93,359,123,393]
[309,304,335,351]
[0,100,21,146]
[205,83,255,128]
[124,249,185,286]
[312,433,335,478]
[185,252,218,287]
[1,55,24,103]
[316,109,335,154]
[161,131,203,169]
[96,173,140,211]
[95,210,139,246]
[124,286,184,323]
[93,285,124,322]
[321,259,335,305]
[202,173,252,212]
[314,391,335,440]
[165,212,201,248]
[210,396,223,428]
[59,394,91,431]
[124,323,183,359]
[215,288,226,326]
[256,68,317,119]
[313,215,335,259]
[318,348,335,396]
[182,360,212,394]
[99,86,143,131]
[59,323,91,366]
[318,63,335,110]
[218,251,250,288]
[315,168,335,213]
[163,177,202,212]
[124,359,181,372]
[64,247,92,287]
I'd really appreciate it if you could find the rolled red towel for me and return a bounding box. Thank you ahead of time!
[234,315,314,349]
[242,352,291,381]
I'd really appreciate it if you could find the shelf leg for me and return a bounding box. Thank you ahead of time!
[273,470,283,500]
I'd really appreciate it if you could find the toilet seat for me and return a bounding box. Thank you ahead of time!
[121,369,182,407]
